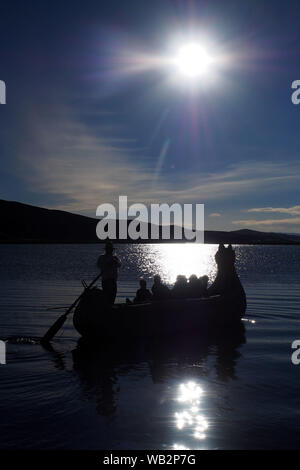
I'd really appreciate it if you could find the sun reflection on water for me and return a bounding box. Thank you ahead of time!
[174,381,209,448]
[138,244,217,284]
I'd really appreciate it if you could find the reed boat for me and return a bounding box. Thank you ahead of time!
[73,244,246,339]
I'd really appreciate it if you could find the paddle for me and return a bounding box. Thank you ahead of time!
[41,272,101,344]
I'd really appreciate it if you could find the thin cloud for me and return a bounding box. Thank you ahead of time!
[247,206,300,215]
[18,104,300,215]
[233,217,300,227]
[209,213,221,217]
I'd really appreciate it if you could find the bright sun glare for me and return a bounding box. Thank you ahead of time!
[175,43,212,78]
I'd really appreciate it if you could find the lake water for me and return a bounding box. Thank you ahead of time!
[0,244,300,450]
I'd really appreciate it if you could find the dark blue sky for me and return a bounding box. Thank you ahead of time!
[1,0,300,231]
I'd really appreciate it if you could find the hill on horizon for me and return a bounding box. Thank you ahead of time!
[1,199,300,245]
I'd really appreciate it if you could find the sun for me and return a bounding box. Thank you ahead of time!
[175,43,213,78]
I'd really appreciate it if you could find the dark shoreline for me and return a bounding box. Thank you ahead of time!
[1,240,300,245]
[2,199,300,246]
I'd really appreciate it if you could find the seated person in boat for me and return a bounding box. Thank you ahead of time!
[151,274,170,300]
[187,274,209,298]
[97,241,121,305]
[171,275,188,298]
[134,279,153,303]
[198,275,209,297]
[188,274,199,297]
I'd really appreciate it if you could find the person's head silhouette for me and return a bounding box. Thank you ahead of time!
[105,241,114,254]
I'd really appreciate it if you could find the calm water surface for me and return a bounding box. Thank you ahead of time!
[0,244,300,450]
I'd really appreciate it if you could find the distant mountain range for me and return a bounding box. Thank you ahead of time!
[1,199,300,245]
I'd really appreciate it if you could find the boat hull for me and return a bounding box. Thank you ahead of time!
[73,288,246,339]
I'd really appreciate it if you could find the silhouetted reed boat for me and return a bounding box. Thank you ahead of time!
[73,245,246,339]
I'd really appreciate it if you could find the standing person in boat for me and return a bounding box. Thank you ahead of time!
[97,241,121,305]
[151,274,170,300]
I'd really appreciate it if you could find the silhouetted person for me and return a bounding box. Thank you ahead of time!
[199,275,209,297]
[151,274,170,300]
[97,241,121,304]
[134,279,152,303]
[171,275,188,298]
[188,274,199,297]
